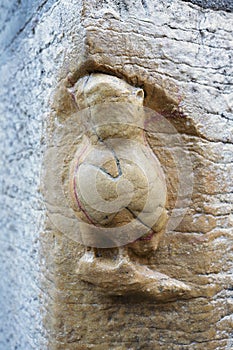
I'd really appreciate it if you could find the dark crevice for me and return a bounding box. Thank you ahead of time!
[141,0,149,10]
[181,0,233,12]
[126,206,155,236]
[83,163,122,180]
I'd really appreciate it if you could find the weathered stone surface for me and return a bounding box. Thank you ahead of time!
[1,0,233,349]
[69,74,167,243]
[182,0,233,12]
[50,72,193,301]
[45,0,233,349]
[0,1,83,349]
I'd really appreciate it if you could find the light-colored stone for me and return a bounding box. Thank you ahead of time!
[52,73,193,300]
[69,74,167,244]
[45,0,233,348]
[1,0,233,349]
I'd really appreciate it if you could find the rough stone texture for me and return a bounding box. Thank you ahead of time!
[46,0,233,349]
[182,0,233,12]
[0,1,83,349]
[50,72,192,301]
[0,0,233,349]
[69,74,167,244]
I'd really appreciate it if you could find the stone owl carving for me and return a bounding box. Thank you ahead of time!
[59,73,191,300]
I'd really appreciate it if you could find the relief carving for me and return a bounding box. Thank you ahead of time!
[44,73,193,301]
[67,74,192,301]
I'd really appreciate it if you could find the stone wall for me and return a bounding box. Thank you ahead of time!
[0,0,232,349]
[0,1,83,349]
